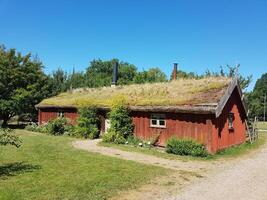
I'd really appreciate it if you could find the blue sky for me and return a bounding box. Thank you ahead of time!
[0,0,266,91]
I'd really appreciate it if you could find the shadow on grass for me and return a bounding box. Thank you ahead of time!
[0,162,41,179]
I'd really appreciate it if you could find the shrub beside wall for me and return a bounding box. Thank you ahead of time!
[26,107,100,139]
[74,107,100,139]
[102,104,134,144]
[46,117,70,135]
[166,137,208,157]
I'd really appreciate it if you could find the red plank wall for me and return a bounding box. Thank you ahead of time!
[131,111,214,152]
[214,87,246,152]
[38,108,78,125]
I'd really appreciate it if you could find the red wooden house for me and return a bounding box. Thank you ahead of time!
[36,65,247,153]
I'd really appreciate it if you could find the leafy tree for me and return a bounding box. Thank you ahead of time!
[0,128,21,147]
[247,73,267,120]
[133,67,167,84]
[0,45,53,126]
[221,65,252,91]
[65,69,86,90]
[85,59,137,87]
[50,68,68,95]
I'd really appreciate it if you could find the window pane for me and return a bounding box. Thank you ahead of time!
[151,119,157,125]
[228,113,234,128]
[159,120,165,126]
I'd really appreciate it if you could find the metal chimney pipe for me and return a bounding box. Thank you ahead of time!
[172,63,178,80]
[111,61,119,86]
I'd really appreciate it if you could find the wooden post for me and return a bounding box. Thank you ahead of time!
[206,119,213,153]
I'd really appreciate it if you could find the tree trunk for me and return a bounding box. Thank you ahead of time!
[1,119,8,128]
[1,115,9,128]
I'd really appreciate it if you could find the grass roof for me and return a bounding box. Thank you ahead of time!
[39,77,232,108]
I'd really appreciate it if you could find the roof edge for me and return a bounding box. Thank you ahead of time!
[36,104,216,115]
[215,77,247,118]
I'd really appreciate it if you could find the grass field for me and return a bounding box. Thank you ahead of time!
[257,121,267,130]
[0,130,167,200]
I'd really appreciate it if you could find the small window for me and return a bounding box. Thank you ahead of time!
[228,112,234,129]
[150,114,166,128]
[58,111,64,118]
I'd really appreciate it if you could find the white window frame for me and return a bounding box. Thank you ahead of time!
[150,114,166,128]
[228,112,234,129]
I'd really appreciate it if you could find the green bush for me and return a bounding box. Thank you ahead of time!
[74,126,99,139]
[102,130,126,144]
[25,123,48,133]
[126,135,143,146]
[75,107,100,139]
[108,104,133,139]
[166,137,208,157]
[0,128,21,147]
[46,117,69,135]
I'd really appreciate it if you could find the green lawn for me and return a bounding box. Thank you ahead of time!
[257,121,267,130]
[0,130,167,200]
[100,133,267,161]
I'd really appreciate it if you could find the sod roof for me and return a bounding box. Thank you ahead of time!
[37,77,233,113]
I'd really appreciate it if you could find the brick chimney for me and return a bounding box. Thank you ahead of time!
[172,63,178,80]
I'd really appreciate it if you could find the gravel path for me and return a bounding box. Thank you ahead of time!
[73,139,211,172]
[173,144,267,200]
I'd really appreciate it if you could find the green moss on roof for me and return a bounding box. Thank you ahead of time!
[39,77,232,108]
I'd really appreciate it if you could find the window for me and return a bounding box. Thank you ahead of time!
[228,112,234,129]
[58,111,64,118]
[150,114,166,128]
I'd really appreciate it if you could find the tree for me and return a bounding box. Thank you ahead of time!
[65,69,86,90]
[0,128,21,147]
[247,73,267,120]
[50,68,68,95]
[133,67,167,84]
[0,45,53,126]
[85,59,137,87]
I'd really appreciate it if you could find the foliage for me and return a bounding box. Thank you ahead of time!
[0,45,54,126]
[102,103,133,144]
[0,128,21,147]
[85,59,138,87]
[25,123,48,133]
[133,68,167,84]
[0,130,166,200]
[247,73,267,120]
[74,107,100,139]
[46,117,69,135]
[50,68,68,95]
[102,130,126,144]
[126,135,143,146]
[108,104,134,138]
[166,137,208,157]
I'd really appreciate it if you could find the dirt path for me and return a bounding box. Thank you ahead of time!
[73,139,213,172]
[173,144,267,200]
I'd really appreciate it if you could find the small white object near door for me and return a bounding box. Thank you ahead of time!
[105,119,110,133]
